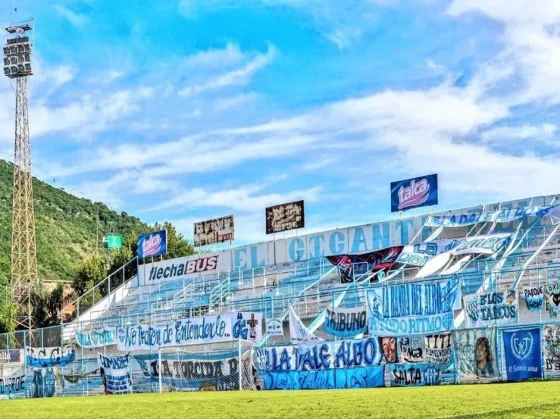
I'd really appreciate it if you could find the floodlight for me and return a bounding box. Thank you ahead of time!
[3,25,33,78]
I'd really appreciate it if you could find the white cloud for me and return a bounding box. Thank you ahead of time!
[184,43,245,68]
[481,123,557,145]
[213,93,258,111]
[179,44,277,96]
[53,4,89,28]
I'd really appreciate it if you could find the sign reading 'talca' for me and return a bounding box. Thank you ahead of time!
[137,230,168,259]
[390,174,438,213]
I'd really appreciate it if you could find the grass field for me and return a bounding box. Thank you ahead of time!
[2,381,559,418]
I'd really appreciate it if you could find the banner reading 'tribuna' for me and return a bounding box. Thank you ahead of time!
[390,174,438,213]
[137,230,167,259]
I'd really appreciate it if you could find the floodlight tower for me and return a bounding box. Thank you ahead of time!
[3,20,37,332]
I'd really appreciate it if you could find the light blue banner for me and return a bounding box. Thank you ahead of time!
[324,306,367,338]
[25,346,76,368]
[367,278,461,336]
[76,328,117,348]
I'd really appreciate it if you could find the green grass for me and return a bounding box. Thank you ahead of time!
[2,381,560,418]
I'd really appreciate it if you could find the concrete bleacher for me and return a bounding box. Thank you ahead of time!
[60,197,560,343]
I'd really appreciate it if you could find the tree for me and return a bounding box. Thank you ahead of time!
[72,256,106,297]
[154,221,195,260]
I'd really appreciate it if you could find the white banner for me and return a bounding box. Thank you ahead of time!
[288,305,323,344]
[463,290,518,328]
[117,312,262,351]
[0,374,25,396]
[98,354,131,395]
[426,205,557,228]
[76,328,117,348]
[266,319,284,337]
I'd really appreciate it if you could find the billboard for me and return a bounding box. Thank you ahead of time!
[390,173,438,212]
[137,230,167,259]
[265,200,305,234]
[194,215,234,247]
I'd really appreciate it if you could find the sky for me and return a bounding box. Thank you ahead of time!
[1,0,560,246]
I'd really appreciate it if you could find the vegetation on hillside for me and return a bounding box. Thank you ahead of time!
[0,160,195,332]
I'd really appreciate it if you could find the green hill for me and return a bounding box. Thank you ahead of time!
[0,159,149,286]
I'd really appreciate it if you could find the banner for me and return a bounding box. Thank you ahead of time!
[117,312,262,351]
[545,281,560,318]
[543,324,560,376]
[137,230,167,259]
[194,215,234,247]
[380,337,398,363]
[134,350,240,391]
[503,327,542,381]
[398,336,425,363]
[388,363,441,386]
[254,337,384,390]
[0,374,25,396]
[367,277,461,336]
[324,306,367,338]
[0,349,21,363]
[326,247,404,283]
[76,328,117,348]
[426,205,557,228]
[454,328,498,382]
[265,319,284,337]
[265,200,304,234]
[390,173,438,213]
[424,333,453,366]
[25,346,76,368]
[523,286,543,312]
[288,305,322,344]
[98,354,131,395]
[30,368,56,398]
[463,290,518,328]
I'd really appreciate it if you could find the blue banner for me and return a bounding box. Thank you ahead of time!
[523,286,543,312]
[388,363,441,386]
[503,328,542,381]
[367,277,461,336]
[390,173,438,213]
[324,306,367,338]
[25,346,76,368]
[137,230,167,259]
[255,337,384,390]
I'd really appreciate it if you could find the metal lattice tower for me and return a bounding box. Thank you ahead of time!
[4,21,37,331]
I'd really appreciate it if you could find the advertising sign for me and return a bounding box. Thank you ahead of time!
[194,215,234,247]
[265,200,305,234]
[391,174,438,213]
[137,230,167,259]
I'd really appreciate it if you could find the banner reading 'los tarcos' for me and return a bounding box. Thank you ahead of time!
[117,312,262,351]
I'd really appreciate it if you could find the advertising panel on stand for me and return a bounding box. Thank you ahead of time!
[390,174,438,213]
[265,200,305,234]
[194,215,235,247]
[137,230,167,259]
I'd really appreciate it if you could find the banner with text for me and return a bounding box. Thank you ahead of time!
[25,346,76,368]
[463,290,518,328]
[76,328,117,348]
[545,281,560,318]
[98,354,131,395]
[388,363,441,386]
[117,312,262,351]
[426,205,557,228]
[503,327,542,381]
[194,215,234,247]
[523,286,543,312]
[454,328,498,383]
[324,306,367,338]
[543,324,560,377]
[398,336,425,363]
[425,333,453,366]
[0,374,25,396]
[254,337,384,390]
[367,277,461,336]
[134,349,240,391]
[390,173,438,213]
[266,319,284,337]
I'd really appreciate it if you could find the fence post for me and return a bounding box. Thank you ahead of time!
[238,339,243,391]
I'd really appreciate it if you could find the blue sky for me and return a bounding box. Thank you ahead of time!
[1,0,560,245]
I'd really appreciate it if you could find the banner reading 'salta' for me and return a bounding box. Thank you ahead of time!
[390,174,438,213]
